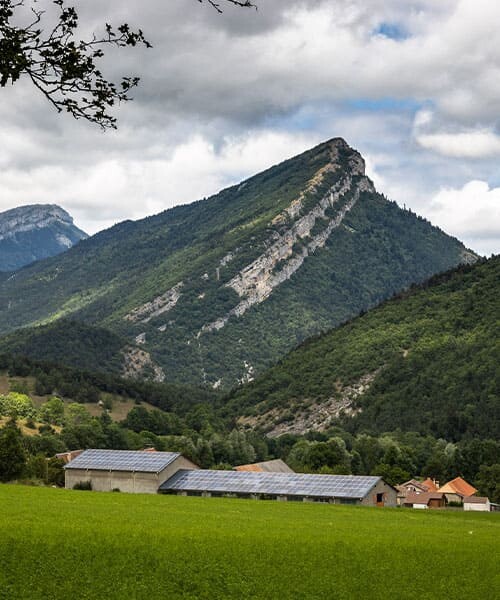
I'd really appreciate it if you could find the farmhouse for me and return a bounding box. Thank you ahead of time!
[396,479,431,505]
[64,449,199,493]
[438,477,477,504]
[56,449,83,464]
[159,470,397,506]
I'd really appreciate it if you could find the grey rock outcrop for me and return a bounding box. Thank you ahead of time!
[0,204,87,271]
[200,143,374,335]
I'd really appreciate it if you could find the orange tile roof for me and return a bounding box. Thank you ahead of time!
[438,477,477,497]
[422,478,438,492]
[234,464,263,472]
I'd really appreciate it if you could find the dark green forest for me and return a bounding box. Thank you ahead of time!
[0,321,127,374]
[225,256,500,442]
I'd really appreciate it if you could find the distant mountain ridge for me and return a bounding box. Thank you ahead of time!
[0,204,87,271]
[0,139,476,386]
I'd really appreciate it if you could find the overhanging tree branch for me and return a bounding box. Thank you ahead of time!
[0,0,256,129]
[198,0,256,13]
[0,0,152,129]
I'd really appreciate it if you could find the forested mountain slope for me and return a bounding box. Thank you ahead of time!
[0,205,87,271]
[0,139,474,387]
[226,257,500,442]
[0,321,130,376]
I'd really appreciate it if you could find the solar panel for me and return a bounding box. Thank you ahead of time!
[160,470,380,499]
[64,449,180,473]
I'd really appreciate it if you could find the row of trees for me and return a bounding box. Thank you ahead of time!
[0,352,498,499]
[1,401,498,501]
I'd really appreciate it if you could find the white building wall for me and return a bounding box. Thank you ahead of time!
[464,501,490,512]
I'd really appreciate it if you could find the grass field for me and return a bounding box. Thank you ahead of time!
[0,485,498,599]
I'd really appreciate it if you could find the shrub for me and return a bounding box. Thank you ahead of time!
[73,481,92,491]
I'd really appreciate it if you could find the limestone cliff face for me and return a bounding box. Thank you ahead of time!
[124,282,184,323]
[0,204,87,271]
[200,141,374,335]
[123,139,372,339]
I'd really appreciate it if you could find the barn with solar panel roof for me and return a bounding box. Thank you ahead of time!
[159,469,397,506]
[64,449,199,493]
[65,449,396,505]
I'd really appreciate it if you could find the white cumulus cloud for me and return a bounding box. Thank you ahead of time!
[0,131,318,234]
[423,181,500,255]
[416,130,500,158]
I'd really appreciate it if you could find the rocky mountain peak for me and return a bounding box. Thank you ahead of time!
[324,137,367,176]
[0,203,87,271]
[0,204,77,239]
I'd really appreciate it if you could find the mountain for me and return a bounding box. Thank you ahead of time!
[0,204,87,272]
[225,257,499,442]
[0,139,476,387]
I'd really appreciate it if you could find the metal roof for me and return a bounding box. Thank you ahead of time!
[64,449,181,473]
[464,496,489,504]
[160,470,381,499]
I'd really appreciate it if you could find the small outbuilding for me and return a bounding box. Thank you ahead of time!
[64,449,199,493]
[463,496,491,512]
[160,470,397,506]
[403,492,447,509]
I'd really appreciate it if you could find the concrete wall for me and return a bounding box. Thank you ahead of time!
[361,479,397,507]
[65,468,162,493]
[464,501,490,512]
[170,490,395,506]
[65,455,199,494]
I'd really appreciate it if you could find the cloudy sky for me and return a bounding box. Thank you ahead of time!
[1,0,499,255]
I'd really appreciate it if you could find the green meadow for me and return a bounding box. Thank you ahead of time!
[0,485,498,599]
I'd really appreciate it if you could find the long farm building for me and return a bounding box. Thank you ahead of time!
[64,449,397,506]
